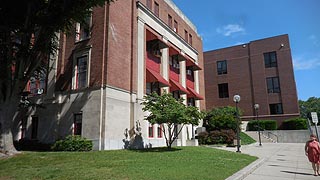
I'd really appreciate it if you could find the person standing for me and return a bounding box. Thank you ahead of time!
[305,134,320,176]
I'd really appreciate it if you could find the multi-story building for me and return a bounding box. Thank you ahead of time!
[204,34,299,126]
[16,0,205,150]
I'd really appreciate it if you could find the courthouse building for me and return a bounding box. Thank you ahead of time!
[204,34,300,125]
[17,0,205,150]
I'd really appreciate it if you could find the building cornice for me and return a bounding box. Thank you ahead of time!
[136,1,198,57]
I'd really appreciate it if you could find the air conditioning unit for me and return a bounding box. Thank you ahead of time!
[153,49,162,57]
[37,88,44,95]
[173,28,177,32]
[187,103,193,106]
[186,70,193,75]
[173,64,180,69]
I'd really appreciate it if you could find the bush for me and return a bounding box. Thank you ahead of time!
[280,118,307,130]
[204,106,239,132]
[197,131,209,145]
[198,130,235,145]
[51,135,93,151]
[247,120,277,131]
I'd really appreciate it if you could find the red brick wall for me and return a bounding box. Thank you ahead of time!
[56,0,205,110]
[204,34,299,121]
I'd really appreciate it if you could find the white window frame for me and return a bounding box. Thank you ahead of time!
[75,15,92,42]
[72,47,91,90]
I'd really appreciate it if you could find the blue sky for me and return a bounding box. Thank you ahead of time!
[172,0,320,101]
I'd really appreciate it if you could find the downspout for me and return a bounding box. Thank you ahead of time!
[99,2,109,150]
[247,43,256,115]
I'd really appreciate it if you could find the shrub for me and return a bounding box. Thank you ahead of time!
[198,130,235,145]
[197,131,209,145]
[280,118,307,130]
[51,135,93,151]
[247,120,277,131]
[204,106,239,132]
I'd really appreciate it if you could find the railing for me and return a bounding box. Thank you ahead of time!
[253,125,278,143]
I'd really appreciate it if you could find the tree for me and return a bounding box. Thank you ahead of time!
[0,0,114,154]
[141,92,204,149]
[203,106,240,132]
[299,97,320,120]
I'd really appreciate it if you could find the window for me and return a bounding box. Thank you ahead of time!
[74,113,82,135]
[267,77,280,93]
[170,55,180,70]
[147,0,152,9]
[76,55,88,89]
[218,83,229,98]
[184,30,188,42]
[189,34,193,46]
[148,124,154,138]
[157,124,162,138]
[27,71,46,96]
[31,116,38,139]
[269,103,283,114]
[174,20,178,32]
[168,14,172,28]
[75,15,91,42]
[172,90,180,100]
[187,98,195,107]
[154,2,159,17]
[146,82,160,95]
[264,51,277,68]
[217,60,227,75]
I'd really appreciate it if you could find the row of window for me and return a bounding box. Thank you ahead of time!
[147,0,193,46]
[218,77,280,99]
[216,51,278,75]
[148,124,163,138]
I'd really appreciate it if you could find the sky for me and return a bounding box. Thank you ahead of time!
[172,0,320,101]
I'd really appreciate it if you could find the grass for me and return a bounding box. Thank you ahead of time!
[0,146,257,180]
[240,132,256,145]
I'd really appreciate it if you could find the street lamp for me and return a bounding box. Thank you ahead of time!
[254,104,262,146]
[233,94,241,153]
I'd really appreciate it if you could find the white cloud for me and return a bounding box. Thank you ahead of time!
[309,35,319,46]
[216,24,245,37]
[293,56,320,70]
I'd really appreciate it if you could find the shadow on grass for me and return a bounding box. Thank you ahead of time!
[129,147,182,153]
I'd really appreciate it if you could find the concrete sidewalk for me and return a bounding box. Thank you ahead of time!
[216,143,319,180]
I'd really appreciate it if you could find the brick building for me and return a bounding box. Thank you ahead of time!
[204,34,299,125]
[16,0,205,150]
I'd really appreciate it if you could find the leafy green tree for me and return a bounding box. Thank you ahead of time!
[299,97,320,119]
[203,106,240,132]
[142,92,204,149]
[0,0,114,154]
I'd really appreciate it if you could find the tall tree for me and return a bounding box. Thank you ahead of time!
[0,0,114,154]
[142,92,204,149]
[299,97,320,119]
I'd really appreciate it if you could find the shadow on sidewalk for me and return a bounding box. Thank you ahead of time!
[281,170,314,176]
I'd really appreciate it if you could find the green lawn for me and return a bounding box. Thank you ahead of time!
[240,132,256,145]
[0,146,257,180]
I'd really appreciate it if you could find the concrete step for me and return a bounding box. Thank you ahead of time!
[244,131,276,143]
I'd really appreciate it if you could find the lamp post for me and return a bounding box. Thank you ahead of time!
[233,94,241,153]
[254,104,262,146]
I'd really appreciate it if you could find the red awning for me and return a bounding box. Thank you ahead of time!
[169,79,189,94]
[146,68,171,87]
[187,87,204,100]
[186,56,202,70]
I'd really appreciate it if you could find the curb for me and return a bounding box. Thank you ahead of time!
[225,157,266,180]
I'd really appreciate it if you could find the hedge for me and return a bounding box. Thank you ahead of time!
[51,135,93,151]
[198,129,235,145]
[247,120,277,131]
[280,117,307,130]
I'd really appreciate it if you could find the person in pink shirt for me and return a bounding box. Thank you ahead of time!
[305,134,320,176]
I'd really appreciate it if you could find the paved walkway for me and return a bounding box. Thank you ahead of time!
[215,143,319,180]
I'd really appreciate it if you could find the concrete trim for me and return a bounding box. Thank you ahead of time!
[225,158,266,180]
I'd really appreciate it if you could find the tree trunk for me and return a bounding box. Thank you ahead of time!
[0,98,20,155]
